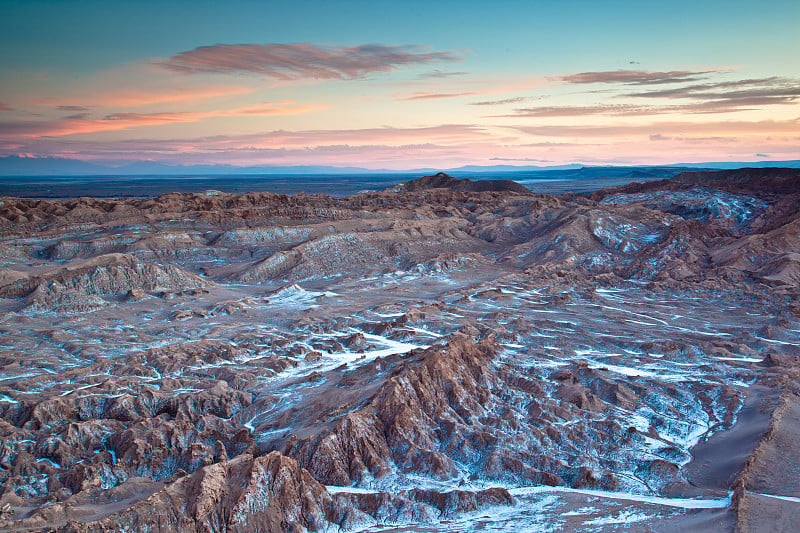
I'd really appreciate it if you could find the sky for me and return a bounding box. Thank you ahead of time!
[1,0,799,170]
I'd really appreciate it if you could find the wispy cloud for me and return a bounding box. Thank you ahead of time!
[0,102,12,111]
[230,101,325,115]
[0,112,195,137]
[4,124,489,157]
[197,124,491,147]
[512,118,800,138]
[560,69,715,85]
[0,101,325,138]
[494,104,652,117]
[159,43,460,79]
[649,133,737,143]
[56,105,91,112]
[489,157,550,162]
[33,85,256,108]
[416,70,469,79]
[545,69,799,117]
[495,74,800,117]
[470,97,529,106]
[5,119,798,168]
[63,112,92,120]
[623,76,800,110]
[625,77,789,98]
[493,101,786,118]
[398,91,476,101]
[1,124,499,169]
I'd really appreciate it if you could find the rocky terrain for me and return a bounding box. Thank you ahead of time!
[1,169,799,532]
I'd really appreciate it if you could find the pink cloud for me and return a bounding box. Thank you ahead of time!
[397,91,476,101]
[649,134,737,143]
[5,121,799,169]
[470,97,528,106]
[234,102,325,115]
[57,105,91,112]
[493,104,653,118]
[0,112,193,137]
[3,125,492,162]
[492,99,800,118]
[30,85,255,108]
[0,102,325,138]
[416,70,469,79]
[0,102,12,111]
[511,118,800,138]
[552,71,800,115]
[205,124,492,147]
[23,141,489,169]
[159,43,460,79]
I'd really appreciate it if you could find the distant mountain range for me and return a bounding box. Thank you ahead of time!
[0,155,798,176]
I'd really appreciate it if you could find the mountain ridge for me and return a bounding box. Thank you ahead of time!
[2,155,799,177]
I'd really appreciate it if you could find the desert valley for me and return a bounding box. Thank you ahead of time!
[0,169,799,532]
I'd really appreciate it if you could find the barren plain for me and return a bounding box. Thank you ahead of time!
[1,169,799,532]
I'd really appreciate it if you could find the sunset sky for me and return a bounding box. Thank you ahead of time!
[1,0,799,169]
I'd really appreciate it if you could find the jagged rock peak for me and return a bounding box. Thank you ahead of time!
[398,172,532,194]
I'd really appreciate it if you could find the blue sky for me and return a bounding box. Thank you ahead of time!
[1,0,798,168]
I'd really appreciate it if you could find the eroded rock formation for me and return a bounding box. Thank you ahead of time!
[1,170,799,532]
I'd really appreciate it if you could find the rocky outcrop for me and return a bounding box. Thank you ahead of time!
[3,253,209,296]
[285,332,498,486]
[397,172,532,194]
[28,452,336,533]
[0,253,211,313]
[332,486,514,528]
[281,329,714,493]
[2,450,517,532]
